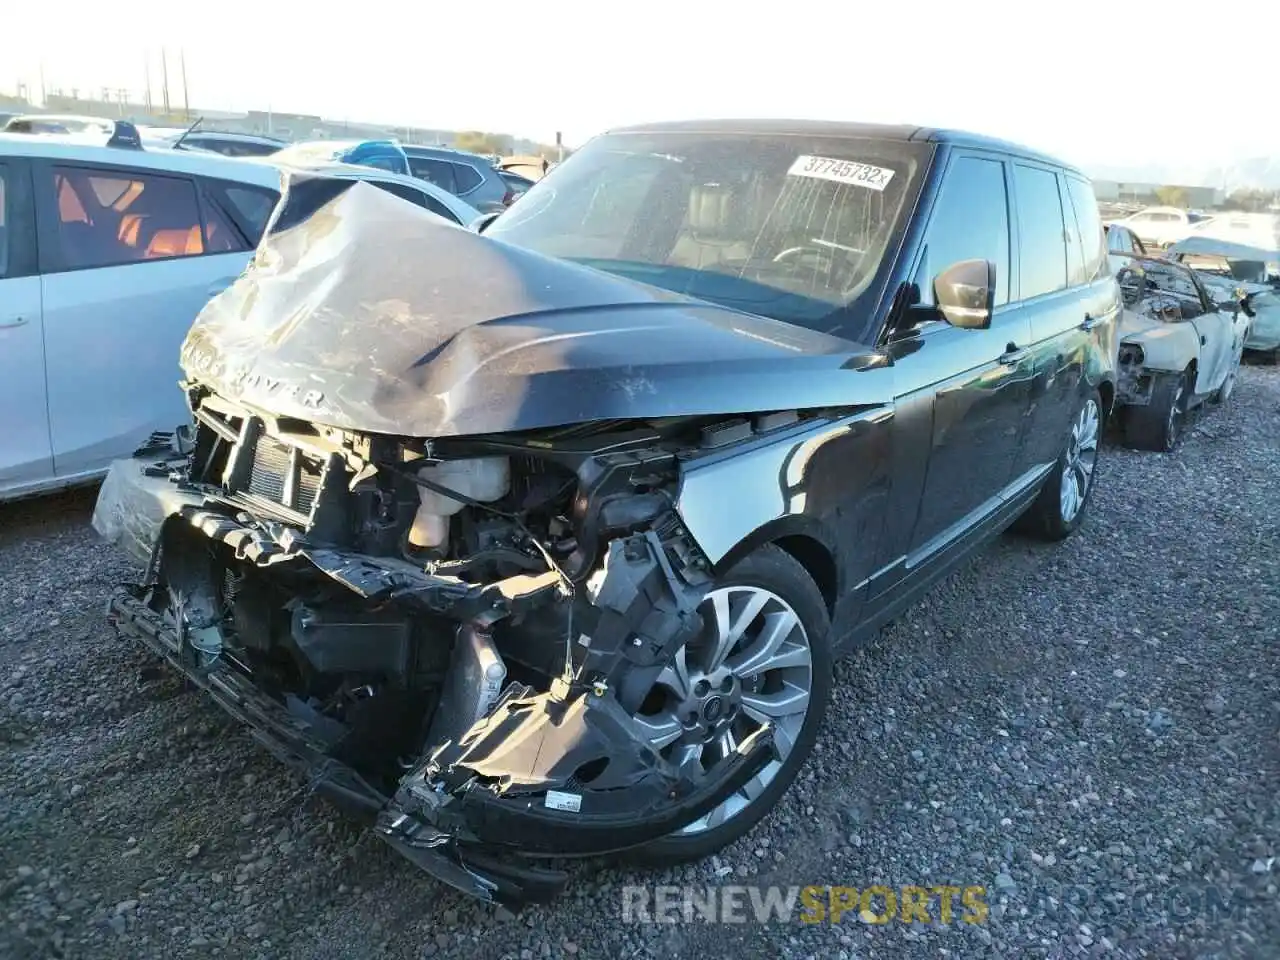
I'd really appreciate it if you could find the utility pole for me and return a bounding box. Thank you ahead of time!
[38,63,46,106]
[180,49,190,120]
[144,52,152,113]
[161,48,171,117]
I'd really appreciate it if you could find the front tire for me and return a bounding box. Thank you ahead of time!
[1017,388,1103,542]
[624,544,833,867]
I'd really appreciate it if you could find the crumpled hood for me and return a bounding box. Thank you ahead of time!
[180,175,886,437]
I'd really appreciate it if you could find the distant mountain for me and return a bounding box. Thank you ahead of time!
[1087,156,1280,192]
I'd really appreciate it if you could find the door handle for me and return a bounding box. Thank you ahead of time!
[999,344,1029,365]
[0,316,29,330]
[1080,314,1102,332]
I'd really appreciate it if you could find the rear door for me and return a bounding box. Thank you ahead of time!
[0,157,53,494]
[32,159,256,479]
[1008,165,1117,478]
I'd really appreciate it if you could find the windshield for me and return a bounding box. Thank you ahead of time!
[486,130,929,337]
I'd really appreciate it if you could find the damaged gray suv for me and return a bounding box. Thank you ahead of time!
[92,120,1120,907]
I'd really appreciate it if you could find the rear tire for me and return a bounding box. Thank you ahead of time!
[1017,387,1103,542]
[1123,370,1187,452]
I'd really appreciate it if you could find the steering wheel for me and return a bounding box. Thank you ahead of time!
[772,244,849,285]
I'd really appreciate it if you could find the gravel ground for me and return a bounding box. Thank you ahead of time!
[2,366,1277,960]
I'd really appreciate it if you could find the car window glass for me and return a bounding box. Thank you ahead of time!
[1012,164,1067,300]
[201,194,249,253]
[361,155,404,174]
[51,166,207,269]
[451,162,483,194]
[221,185,279,244]
[423,195,460,224]
[919,156,1010,307]
[408,157,457,194]
[0,166,8,276]
[1064,176,1105,282]
[372,179,428,207]
[1060,179,1086,287]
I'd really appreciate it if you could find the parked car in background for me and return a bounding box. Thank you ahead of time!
[1105,205,1214,249]
[143,127,288,158]
[92,119,1119,908]
[275,161,482,230]
[1104,223,1150,275]
[497,168,535,201]
[0,125,280,503]
[271,138,411,176]
[402,145,514,212]
[1166,234,1280,360]
[1112,254,1250,450]
[0,125,479,504]
[3,114,115,137]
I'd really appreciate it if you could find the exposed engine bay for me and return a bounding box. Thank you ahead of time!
[94,387,823,905]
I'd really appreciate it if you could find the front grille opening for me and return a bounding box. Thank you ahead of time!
[248,438,324,515]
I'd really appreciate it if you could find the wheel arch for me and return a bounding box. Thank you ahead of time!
[711,516,841,620]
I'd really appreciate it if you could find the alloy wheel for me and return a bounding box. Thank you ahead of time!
[1059,398,1100,523]
[634,585,814,835]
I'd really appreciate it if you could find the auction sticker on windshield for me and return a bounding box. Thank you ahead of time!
[788,156,895,191]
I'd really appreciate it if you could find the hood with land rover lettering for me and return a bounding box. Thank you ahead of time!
[179,174,889,437]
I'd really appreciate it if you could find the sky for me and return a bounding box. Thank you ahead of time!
[4,0,1276,173]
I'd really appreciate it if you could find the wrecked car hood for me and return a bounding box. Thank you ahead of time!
[180,175,886,437]
[1166,235,1280,265]
[1119,308,1175,340]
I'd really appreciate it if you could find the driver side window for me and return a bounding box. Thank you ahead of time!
[917,156,1010,307]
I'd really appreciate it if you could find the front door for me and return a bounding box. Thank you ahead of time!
[869,151,1035,605]
[0,158,53,496]
[32,160,252,479]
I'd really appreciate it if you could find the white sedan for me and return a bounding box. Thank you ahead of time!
[0,122,479,503]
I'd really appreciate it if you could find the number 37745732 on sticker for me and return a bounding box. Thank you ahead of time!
[787,155,895,191]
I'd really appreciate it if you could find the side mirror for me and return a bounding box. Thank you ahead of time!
[934,259,995,329]
[472,210,502,234]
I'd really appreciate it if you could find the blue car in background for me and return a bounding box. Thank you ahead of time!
[270,138,411,176]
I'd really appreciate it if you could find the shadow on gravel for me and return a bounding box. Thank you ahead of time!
[0,484,101,547]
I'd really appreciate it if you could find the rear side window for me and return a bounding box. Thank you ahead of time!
[370,179,461,224]
[218,184,280,245]
[1012,164,1067,300]
[919,155,1010,307]
[50,166,209,270]
[408,157,457,194]
[1063,176,1106,282]
[451,162,483,194]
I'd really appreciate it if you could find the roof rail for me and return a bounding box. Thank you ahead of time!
[107,120,143,150]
